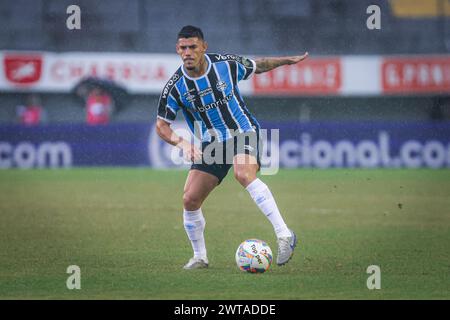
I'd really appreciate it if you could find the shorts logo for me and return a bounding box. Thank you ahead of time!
[216,80,227,92]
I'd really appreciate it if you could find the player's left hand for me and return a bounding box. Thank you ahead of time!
[285,52,309,65]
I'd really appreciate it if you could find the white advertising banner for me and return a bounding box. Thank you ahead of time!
[0,51,180,94]
[1,51,449,96]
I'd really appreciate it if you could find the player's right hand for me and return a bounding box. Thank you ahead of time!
[177,139,202,163]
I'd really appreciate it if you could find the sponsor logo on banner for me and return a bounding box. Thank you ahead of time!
[382,57,450,93]
[0,141,72,169]
[252,58,341,95]
[1,52,450,95]
[1,123,449,169]
[3,54,43,85]
[50,57,168,87]
[278,132,450,169]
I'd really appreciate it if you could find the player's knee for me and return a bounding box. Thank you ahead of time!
[183,192,202,211]
[234,169,255,187]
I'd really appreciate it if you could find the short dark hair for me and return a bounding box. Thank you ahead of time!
[177,25,204,40]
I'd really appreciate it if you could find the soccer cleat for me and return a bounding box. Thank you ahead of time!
[276,229,297,266]
[183,257,209,270]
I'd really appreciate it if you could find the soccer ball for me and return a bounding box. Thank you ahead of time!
[235,239,273,273]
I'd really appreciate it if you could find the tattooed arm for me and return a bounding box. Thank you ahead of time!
[254,52,309,74]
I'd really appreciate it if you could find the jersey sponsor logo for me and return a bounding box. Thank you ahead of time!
[214,54,241,62]
[0,141,72,169]
[183,87,213,103]
[197,87,213,97]
[216,80,227,92]
[196,93,233,112]
[161,73,180,99]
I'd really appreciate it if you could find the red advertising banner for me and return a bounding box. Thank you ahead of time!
[382,56,450,94]
[252,58,342,95]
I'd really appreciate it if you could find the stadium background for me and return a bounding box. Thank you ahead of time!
[1,0,449,170]
[0,0,449,300]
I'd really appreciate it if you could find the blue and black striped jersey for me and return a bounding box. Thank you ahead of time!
[157,53,260,143]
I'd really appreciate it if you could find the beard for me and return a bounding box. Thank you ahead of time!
[184,59,196,70]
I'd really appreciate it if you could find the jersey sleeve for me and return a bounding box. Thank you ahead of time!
[235,55,256,82]
[157,89,180,123]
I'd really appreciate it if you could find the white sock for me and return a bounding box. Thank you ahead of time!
[183,208,207,260]
[246,178,291,238]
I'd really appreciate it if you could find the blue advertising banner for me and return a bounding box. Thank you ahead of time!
[0,121,449,169]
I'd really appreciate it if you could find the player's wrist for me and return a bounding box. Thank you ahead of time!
[175,137,188,149]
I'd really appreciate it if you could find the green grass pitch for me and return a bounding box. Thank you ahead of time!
[0,168,449,299]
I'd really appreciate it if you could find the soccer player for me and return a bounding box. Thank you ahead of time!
[156,25,308,269]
